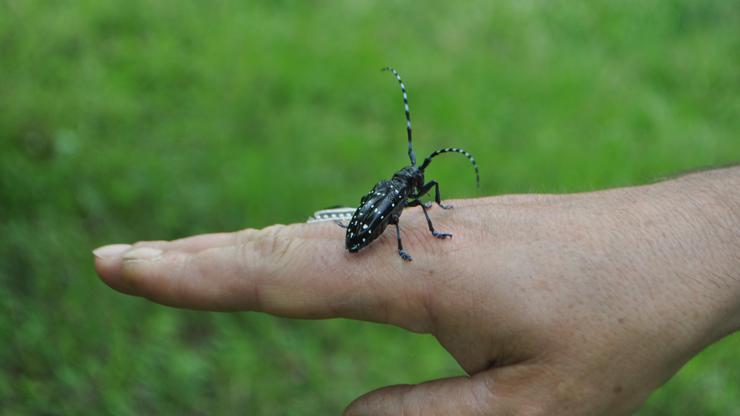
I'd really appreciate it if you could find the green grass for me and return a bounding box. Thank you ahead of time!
[1,0,739,414]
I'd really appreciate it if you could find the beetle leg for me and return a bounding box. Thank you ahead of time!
[391,216,412,261]
[418,180,453,209]
[415,198,452,239]
[335,220,348,229]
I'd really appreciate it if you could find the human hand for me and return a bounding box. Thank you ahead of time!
[94,169,740,415]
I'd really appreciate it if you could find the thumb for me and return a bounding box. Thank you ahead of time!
[343,371,520,416]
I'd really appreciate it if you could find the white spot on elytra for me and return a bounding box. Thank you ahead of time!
[363,224,368,230]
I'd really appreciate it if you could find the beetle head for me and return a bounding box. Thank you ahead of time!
[393,166,425,191]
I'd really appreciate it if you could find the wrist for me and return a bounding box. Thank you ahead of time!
[577,169,740,399]
[657,167,740,340]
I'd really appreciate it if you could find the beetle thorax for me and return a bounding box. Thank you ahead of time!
[392,166,424,194]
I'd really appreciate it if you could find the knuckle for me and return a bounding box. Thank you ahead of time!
[233,228,260,246]
[236,224,297,278]
[234,225,293,262]
[253,224,291,260]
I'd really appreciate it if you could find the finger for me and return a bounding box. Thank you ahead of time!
[344,371,514,416]
[92,224,337,293]
[95,223,437,330]
[93,244,135,293]
[127,233,234,253]
[122,195,562,252]
[127,223,339,253]
[344,362,555,416]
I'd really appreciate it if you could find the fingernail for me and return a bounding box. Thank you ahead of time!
[93,244,132,259]
[123,247,162,261]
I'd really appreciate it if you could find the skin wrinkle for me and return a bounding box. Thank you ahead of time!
[394,278,432,334]
[284,239,364,319]
[388,274,437,332]
[337,251,411,325]
[145,252,188,306]
[168,254,192,305]
[465,377,489,416]
[418,282,438,335]
[334,257,387,319]
[234,227,260,247]
[316,257,363,319]
[186,246,233,311]
[486,363,552,415]
[210,248,260,310]
[364,268,395,327]
[403,386,421,416]
[476,370,499,408]
[254,225,290,264]
[184,250,211,306]
[235,241,265,313]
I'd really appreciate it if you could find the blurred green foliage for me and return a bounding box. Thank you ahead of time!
[1,0,739,414]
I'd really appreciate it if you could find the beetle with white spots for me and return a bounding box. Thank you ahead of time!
[339,67,480,262]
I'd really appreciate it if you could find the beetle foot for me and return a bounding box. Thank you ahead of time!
[399,250,413,261]
[423,202,433,209]
[432,231,452,239]
[439,203,453,210]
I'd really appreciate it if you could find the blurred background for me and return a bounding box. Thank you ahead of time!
[1,0,739,414]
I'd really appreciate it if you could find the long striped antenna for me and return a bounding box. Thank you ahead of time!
[420,147,480,187]
[382,67,416,166]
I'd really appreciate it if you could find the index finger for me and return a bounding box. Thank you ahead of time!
[93,217,456,332]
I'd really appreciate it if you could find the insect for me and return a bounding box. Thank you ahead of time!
[341,67,479,261]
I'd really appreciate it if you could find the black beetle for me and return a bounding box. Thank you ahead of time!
[341,67,479,261]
